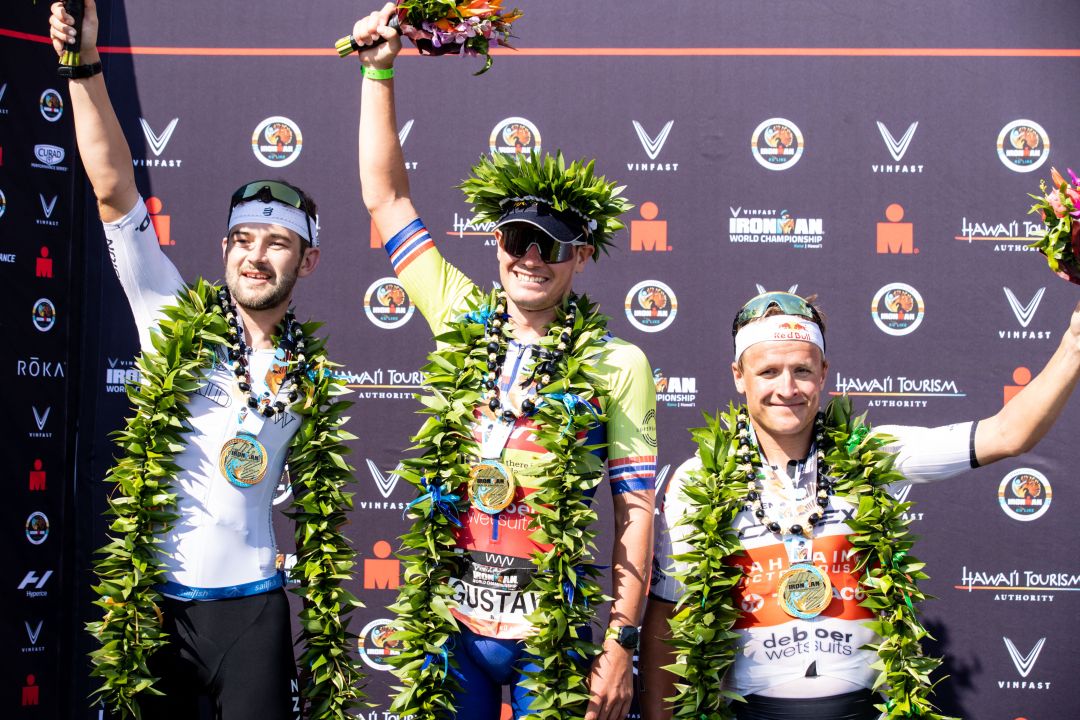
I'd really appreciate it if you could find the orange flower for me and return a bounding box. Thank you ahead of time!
[1051,167,1066,189]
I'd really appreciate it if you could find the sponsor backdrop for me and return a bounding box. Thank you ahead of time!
[3,1,1080,717]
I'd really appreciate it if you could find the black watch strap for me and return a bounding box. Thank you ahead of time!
[605,625,640,650]
[58,61,103,79]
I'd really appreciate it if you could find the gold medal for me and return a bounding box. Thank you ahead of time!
[468,460,516,514]
[777,562,832,619]
[219,432,269,488]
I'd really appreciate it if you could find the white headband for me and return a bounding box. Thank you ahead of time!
[734,314,825,360]
[228,200,318,248]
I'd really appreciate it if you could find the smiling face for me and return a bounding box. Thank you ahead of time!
[222,223,319,312]
[732,340,828,455]
[495,226,593,316]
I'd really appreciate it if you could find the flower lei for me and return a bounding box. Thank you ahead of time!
[87,279,364,719]
[666,396,954,720]
[1028,166,1080,282]
[388,288,612,718]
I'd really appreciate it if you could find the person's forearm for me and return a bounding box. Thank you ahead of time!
[67,49,138,221]
[358,73,412,218]
[608,492,653,627]
[976,327,1080,464]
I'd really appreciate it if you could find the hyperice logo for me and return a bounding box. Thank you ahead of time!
[728,207,823,249]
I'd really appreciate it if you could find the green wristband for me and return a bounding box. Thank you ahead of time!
[362,66,395,80]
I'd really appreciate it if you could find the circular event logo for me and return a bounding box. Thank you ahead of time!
[625,280,677,333]
[998,468,1052,521]
[26,511,49,545]
[0,188,6,219]
[357,618,401,671]
[252,116,303,168]
[364,277,414,329]
[489,117,541,157]
[871,283,924,336]
[33,298,56,332]
[39,89,63,122]
[997,119,1050,174]
[752,118,804,171]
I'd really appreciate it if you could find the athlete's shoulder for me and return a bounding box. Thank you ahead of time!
[593,334,651,372]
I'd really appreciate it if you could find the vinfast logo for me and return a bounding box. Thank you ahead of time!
[37,194,59,227]
[877,121,918,162]
[397,119,418,170]
[889,483,924,521]
[23,621,44,654]
[627,120,678,172]
[1004,287,1044,327]
[1000,287,1051,340]
[134,118,183,168]
[366,459,403,499]
[633,121,673,160]
[139,117,178,156]
[1004,637,1045,677]
[33,406,50,428]
[872,121,923,173]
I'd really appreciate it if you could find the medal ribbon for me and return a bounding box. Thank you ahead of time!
[405,477,462,527]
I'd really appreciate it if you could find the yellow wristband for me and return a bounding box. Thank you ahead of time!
[362,66,395,80]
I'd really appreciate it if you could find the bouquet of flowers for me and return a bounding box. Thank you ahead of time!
[337,0,522,75]
[1029,167,1080,283]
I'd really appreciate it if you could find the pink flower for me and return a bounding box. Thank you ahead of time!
[1068,187,1080,207]
[1046,191,1067,218]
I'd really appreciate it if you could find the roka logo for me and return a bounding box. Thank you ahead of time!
[1003,637,1045,677]
[876,121,919,162]
[139,118,179,157]
[1003,287,1045,328]
[632,120,674,160]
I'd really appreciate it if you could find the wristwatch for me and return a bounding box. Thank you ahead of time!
[604,625,640,650]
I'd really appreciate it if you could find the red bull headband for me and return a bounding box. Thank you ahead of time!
[734,314,825,361]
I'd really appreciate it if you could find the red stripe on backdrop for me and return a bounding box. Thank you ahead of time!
[4,28,1080,57]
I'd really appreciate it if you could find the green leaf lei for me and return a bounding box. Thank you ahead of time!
[666,396,954,720]
[389,288,612,718]
[87,279,364,719]
[460,151,632,260]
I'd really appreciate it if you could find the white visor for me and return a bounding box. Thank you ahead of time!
[734,314,825,361]
[228,200,318,247]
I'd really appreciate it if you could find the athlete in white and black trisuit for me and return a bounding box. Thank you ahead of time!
[51,3,323,718]
[640,291,1080,720]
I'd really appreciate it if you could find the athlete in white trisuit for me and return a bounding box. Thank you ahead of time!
[640,291,1080,720]
[51,2,322,717]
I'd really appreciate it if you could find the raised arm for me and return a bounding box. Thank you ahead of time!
[49,0,137,221]
[975,299,1080,464]
[355,3,420,240]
